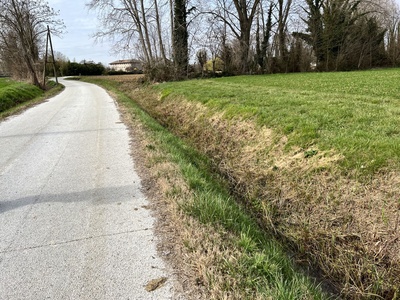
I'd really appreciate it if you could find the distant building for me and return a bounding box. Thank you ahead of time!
[109,59,142,72]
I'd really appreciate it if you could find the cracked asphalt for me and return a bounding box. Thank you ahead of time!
[0,78,176,299]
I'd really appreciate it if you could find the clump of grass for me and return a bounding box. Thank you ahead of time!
[84,76,330,299]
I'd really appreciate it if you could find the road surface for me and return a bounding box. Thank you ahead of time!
[0,79,177,299]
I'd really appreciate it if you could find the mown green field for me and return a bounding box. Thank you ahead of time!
[155,69,400,176]
[0,78,43,113]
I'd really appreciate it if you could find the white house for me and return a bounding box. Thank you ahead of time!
[109,59,142,72]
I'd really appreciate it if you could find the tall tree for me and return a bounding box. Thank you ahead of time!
[205,0,260,73]
[276,0,293,71]
[256,1,273,73]
[173,0,189,78]
[231,0,261,73]
[387,18,400,66]
[294,0,385,71]
[88,0,169,71]
[362,0,400,66]
[154,0,168,64]
[0,0,63,87]
[294,0,325,70]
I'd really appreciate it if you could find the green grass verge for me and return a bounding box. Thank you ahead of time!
[153,69,400,177]
[0,79,64,120]
[0,78,43,113]
[83,77,330,299]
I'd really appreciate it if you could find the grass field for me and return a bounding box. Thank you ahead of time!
[153,70,400,298]
[84,70,400,299]
[154,70,400,176]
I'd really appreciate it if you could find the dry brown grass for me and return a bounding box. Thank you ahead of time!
[127,87,400,299]
[90,74,145,82]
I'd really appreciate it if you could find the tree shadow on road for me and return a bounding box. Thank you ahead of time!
[0,185,139,214]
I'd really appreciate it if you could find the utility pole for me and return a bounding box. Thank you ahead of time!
[42,28,49,86]
[42,26,58,87]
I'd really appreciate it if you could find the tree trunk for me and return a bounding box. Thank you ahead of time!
[122,0,151,66]
[232,0,260,74]
[154,0,167,64]
[277,0,292,72]
[259,2,273,73]
[173,0,188,79]
[140,0,154,63]
[239,28,251,73]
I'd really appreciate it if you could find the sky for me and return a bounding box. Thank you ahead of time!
[47,0,117,66]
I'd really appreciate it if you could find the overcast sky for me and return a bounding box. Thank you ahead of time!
[48,0,400,67]
[47,0,117,66]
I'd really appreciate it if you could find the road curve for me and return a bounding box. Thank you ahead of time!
[0,79,176,299]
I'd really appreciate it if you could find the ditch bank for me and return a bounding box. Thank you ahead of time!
[0,80,63,120]
[122,80,398,299]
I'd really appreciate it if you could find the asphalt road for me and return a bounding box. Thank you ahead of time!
[0,79,177,299]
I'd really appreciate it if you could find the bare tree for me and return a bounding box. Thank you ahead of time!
[201,0,298,74]
[88,0,170,70]
[256,1,274,73]
[275,0,293,71]
[204,0,260,73]
[361,0,400,66]
[0,0,63,87]
[154,0,168,63]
